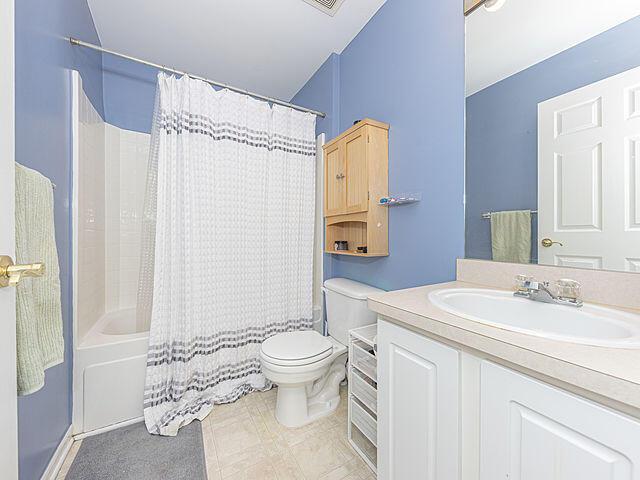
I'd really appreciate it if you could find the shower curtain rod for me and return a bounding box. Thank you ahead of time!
[68,37,326,118]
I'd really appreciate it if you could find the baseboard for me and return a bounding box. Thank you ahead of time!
[74,416,144,440]
[41,425,73,480]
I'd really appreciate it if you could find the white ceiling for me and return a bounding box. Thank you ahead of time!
[87,0,386,102]
[466,0,640,96]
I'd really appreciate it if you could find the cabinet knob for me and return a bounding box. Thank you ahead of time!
[336,173,345,180]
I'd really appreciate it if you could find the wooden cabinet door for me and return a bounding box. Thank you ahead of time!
[344,129,369,214]
[377,320,460,480]
[324,142,345,216]
[481,361,640,480]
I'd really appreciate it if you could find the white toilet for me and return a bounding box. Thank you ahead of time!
[260,278,383,428]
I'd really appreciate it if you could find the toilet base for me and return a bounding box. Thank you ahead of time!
[274,355,347,428]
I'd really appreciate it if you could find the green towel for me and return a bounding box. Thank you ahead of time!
[15,163,64,395]
[490,210,532,264]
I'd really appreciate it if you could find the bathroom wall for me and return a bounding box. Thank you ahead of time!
[76,81,106,342]
[103,55,158,134]
[292,0,466,291]
[293,53,342,142]
[14,0,104,478]
[292,53,342,282]
[104,124,150,312]
[465,15,640,261]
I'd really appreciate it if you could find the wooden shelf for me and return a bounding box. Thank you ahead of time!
[325,250,388,257]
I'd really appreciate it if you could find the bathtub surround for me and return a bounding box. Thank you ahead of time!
[141,73,317,436]
[465,15,640,261]
[75,76,106,342]
[75,76,152,342]
[15,0,104,478]
[104,124,150,313]
[72,73,151,436]
[64,421,206,480]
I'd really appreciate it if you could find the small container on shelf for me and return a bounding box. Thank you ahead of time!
[334,240,349,251]
[378,192,422,207]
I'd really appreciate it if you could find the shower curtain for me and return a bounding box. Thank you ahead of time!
[139,73,317,436]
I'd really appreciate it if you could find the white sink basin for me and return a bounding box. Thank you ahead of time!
[428,288,640,348]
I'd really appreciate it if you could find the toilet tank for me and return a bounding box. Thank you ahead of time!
[323,278,384,346]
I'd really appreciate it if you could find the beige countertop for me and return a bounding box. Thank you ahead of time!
[367,280,640,413]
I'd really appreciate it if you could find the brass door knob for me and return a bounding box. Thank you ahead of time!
[541,238,563,248]
[0,255,45,288]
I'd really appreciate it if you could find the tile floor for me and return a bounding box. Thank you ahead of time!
[57,386,375,480]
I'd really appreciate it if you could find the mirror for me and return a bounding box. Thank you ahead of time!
[464,0,640,273]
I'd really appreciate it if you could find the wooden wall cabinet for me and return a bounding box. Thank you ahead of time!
[323,119,389,257]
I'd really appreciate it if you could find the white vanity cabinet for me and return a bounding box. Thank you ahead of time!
[376,318,640,480]
[377,320,460,480]
[481,361,640,480]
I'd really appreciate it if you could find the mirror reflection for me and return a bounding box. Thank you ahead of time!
[465,0,640,273]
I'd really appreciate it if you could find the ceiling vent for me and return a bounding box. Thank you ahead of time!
[302,0,347,16]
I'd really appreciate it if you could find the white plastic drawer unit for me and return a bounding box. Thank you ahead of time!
[352,340,377,381]
[351,368,377,414]
[350,397,377,447]
[348,323,378,473]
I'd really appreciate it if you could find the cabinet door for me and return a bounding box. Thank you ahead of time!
[481,361,640,480]
[324,142,345,216]
[377,320,460,480]
[324,142,346,217]
[344,129,369,214]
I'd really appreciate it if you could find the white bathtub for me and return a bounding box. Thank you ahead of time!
[72,308,149,435]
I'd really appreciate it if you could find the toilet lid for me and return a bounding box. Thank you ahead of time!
[261,331,333,366]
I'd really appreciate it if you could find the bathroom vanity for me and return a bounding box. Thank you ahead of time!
[369,260,640,480]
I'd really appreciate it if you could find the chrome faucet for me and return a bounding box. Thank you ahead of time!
[514,276,583,307]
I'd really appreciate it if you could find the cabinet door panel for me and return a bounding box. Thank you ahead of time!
[481,361,640,480]
[324,142,345,216]
[378,320,460,480]
[345,130,368,214]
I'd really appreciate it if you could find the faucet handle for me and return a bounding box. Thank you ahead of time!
[515,274,533,293]
[556,278,581,301]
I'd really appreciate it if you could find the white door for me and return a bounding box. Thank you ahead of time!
[0,0,19,477]
[538,65,640,271]
[377,319,460,480]
[480,361,640,480]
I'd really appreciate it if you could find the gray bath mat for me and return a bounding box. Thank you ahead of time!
[65,421,207,480]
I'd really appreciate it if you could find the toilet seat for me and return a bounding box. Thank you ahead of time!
[261,331,333,367]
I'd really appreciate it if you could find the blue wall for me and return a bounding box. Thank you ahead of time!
[292,53,342,281]
[105,51,341,137]
[293,53,342,141]
[465,15,640,261]
[102,54,158,134]
[292,0,466,291]
[14,1,103,478]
